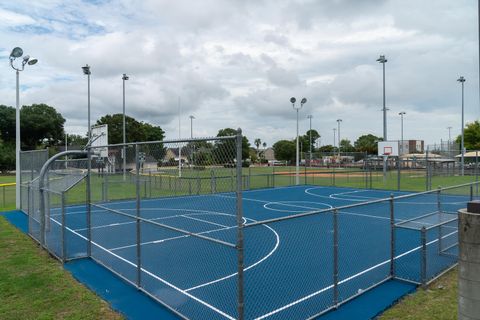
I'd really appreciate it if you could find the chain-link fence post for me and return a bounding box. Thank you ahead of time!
[135,144,142,289]
[333,165,336,186]
[61,191,66,263]
[470,184,474,201]
[272,165,275,188]
[397,156,401,191]
[102,173,106,202]
[333,208,339,307]
[149,172,152,198]
[476,151,479,195]
[87,149,92,257]
[236,129,245,320]
[437,186,443,254]
[421,226,427,287]
[389,194,395,277]
[304,164,307,185]
[211,169,216,193]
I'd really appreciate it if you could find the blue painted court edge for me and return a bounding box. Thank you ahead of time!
[2,209,415,320]
[4,183,466,319]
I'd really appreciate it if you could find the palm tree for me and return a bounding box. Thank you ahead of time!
[262,142,267,160]
[254,138,261,154]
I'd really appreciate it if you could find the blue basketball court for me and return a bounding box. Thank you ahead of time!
[41,185,463,319]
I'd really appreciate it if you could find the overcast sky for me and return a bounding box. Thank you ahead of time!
[0,0,478,148]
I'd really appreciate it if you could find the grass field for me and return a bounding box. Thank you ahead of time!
[0,175,15,211]
[0,215,122,320]
[2,167,478,212]
[380,268,457,320]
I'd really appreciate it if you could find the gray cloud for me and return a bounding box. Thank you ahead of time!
[0,0,478,147]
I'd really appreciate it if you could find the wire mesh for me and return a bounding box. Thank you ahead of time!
[243,213,334,320]
[337,201,391,304]
[20,149,49,211]
[26,132,479,319]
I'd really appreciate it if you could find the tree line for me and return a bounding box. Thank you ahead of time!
[1,102,479,171]
[0,104,165,171]
[271,132,383,163]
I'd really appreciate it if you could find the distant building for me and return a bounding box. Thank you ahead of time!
[264,147,275,161]
[399,140,424,155]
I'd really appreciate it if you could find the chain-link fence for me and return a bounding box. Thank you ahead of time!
[240,149,480,193]
[241,181,477,319]
[87,133,243,319]
[24,131,477,319]
[19,149,49,211]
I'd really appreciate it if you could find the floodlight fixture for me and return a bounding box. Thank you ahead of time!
[376,55,387,63]
[122,73,129,81]
[301,97,307,106]
[82,65,91,75]
[28,59,38,65]
[10,47,23,58]
[290,97,296,104]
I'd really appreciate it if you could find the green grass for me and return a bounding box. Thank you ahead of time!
[380,268,457,320]
[0,175,16,211]
[2,167,478,212]
[0,215,122,320]
[0,175,15,184]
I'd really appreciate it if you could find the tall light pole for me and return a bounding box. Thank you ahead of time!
[65,133,68,169]
[333,128,337,153]
[377,55,388,181]
[291,97,307,185]
[9,47,38,209]
[122,73,129,180]
[458,76,466,176]
[307,115,313,167]
[447,126,452,156]
[189,115,195,138]
[336,119,342,158]
[399,112,406,155]
[82,65,91,140]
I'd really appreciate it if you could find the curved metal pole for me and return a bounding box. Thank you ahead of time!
[38,150,89,246]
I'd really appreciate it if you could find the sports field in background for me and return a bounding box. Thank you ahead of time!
[2,166,479,211]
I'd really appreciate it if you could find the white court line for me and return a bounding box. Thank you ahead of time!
[185,219,280,292]
[108,224,238,251]
[263,201,333,213]
[305,187,470,205]
[181,215,228,228]
[254,229,458,320]
[48,216,236,320]
[73,209,237,232]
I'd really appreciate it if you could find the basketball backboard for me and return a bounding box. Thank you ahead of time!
[378,141,399,157]
[91,124,108,157]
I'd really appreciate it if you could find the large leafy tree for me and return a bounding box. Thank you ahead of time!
[0,104,65,149]
[21,104,66,148]
[456,120,480,150]
[318,145,335,153]
[0,105,15,142]
[273,140,296,162]
[339,139,355,152]
[214,128,250,162]
[354,134,383,154]
[95,114,165,144]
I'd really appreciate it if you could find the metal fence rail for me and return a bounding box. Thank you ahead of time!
[242,181,477,319]
[23,133,478,320]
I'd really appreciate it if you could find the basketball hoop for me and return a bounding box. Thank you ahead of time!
[383,146,392,156]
